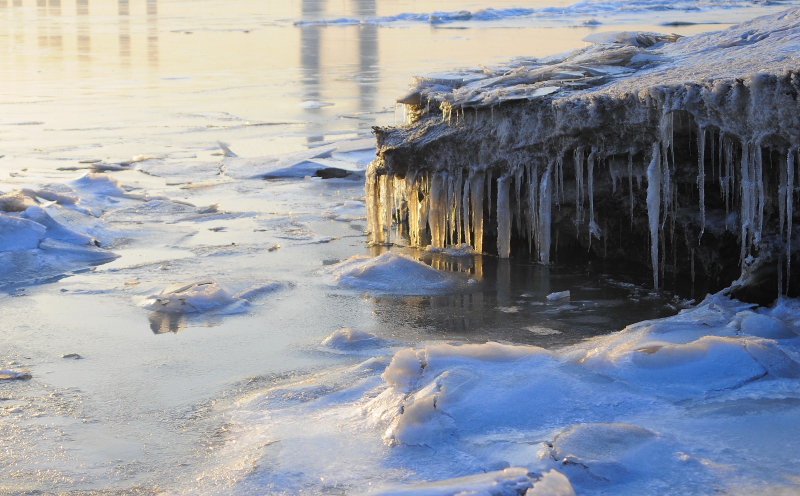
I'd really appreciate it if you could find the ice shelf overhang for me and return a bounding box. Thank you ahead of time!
[367,9,800,303]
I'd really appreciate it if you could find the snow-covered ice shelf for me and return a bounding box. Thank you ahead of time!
[367,9,800,302]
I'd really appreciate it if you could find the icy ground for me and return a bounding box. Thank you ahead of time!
[196,292,800,495]
[3,2,800,494]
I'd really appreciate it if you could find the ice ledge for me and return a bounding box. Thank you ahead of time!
[367,9,800,303]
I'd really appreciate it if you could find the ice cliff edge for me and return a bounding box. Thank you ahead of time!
[367,9,800,303]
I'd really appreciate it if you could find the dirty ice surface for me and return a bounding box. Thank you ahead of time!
[2,0,800,495]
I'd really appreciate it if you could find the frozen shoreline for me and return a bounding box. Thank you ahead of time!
[2,2,800,494]
[368,8,800,302]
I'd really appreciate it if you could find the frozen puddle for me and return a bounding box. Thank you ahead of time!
[200,293,800,494]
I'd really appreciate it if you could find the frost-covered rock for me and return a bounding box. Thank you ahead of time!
[367,9,800,302]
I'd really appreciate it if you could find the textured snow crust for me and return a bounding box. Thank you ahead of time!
[209,292,800,495]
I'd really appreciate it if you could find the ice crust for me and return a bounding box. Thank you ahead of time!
[216,292,800,494]
[367,9,800,296]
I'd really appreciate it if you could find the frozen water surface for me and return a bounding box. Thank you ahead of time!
[1,0,800,494]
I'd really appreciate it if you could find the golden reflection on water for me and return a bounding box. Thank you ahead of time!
[0,1,732,165]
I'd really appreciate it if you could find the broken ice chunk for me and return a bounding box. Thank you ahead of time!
[546,290,571,302]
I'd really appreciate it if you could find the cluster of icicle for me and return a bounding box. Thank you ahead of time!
[365,163,554,264]
[367,116,799,291]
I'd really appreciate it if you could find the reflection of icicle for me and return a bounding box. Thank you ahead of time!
[470,172,485,254]
[496,174,512,258]
[538,161,553,264]
[647,142,662,289]
[697,125,706,240]
[587,149,600,240]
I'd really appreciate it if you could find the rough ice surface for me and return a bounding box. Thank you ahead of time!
[0,184,119,288]
[210,292,800,495]
[367,9,800,298]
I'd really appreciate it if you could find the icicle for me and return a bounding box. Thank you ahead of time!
[452,170,463,246]
[379,173,393,245]
[647,142,662,289]
[538,161,553,264]
[470,171,485,254]
[755,144,764,245]
[739,141,752,267]
[514,166,525,235]
[487,169,494,220]
[587,149,600,240]
[723,136,733,230]
[365,169,381,245]
[660,141,671,231]
[628,151,634,227]
[462,173,471,247]
[787,148,795,293]
[496,174,512,258]
[428,172,446,249]
[528,164,539,255]
[406,172,422,247]
[556,154,564,207]
[574,146,584,230]
[697,125,706,240]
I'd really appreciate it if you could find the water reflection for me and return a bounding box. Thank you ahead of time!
[355,0,378,130]
[77,0,90,72]
[147,0,158,68]
[118,0,130,66]
[366,252,674,347]
[149,312,186,334]
[300,0,324,142]
[300,0,379,138]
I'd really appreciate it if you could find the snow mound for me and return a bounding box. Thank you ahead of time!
[326,252,466,294]
[142,280,281,315]
[322,328,387,350]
